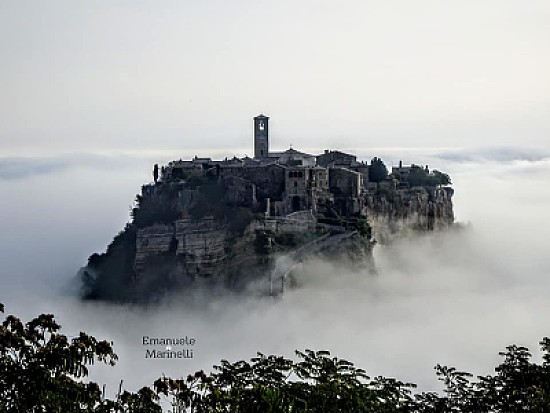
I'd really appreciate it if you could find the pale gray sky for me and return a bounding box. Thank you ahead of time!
[1,1,549,156]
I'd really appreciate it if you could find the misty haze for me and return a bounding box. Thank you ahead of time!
[1,150,549,397]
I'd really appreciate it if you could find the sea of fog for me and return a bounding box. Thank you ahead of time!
[1,147,550,398]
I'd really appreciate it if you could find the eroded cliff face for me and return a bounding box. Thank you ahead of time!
[135,218,227,278]
[81,210,368,302]
[80,176,453,302]
[365,187,454,243]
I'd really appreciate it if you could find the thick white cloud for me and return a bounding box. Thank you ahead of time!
[1,151,549,399]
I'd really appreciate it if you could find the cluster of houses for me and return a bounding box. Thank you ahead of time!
[155,115,416,217]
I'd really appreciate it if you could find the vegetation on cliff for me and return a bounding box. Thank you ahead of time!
[81,175,256,301]
[406,165,452,188]
[82,224,137,301]
[369,157,389,184]
[2,303,549,412]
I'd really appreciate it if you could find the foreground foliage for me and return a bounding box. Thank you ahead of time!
[1,303,550,412]
[0,303,160,413]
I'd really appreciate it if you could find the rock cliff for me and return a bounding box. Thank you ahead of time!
[79,159,454,303]
[365,187,454,243]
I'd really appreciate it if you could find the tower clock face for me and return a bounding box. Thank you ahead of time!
[259,121,265,131]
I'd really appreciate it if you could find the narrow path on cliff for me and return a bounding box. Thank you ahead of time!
[270,230,358,296]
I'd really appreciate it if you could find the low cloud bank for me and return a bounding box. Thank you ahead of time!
[0,153,152,180]
[1,151,549,397]
[435,146,550,163]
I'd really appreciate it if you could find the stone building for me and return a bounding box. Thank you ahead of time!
[316,150,357,168]
[273,148,317,167]
[282,166,330,213]
[157,114,385,217]
[391,161,412,182]
[328,168,363,198]
[350,163,370,190]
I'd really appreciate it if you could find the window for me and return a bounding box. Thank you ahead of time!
[294,181,297,187]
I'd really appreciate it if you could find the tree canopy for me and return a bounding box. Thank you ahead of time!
[2,303,549,412]
[369,157,389,183]
[406,165,452,188]
[0,303,161,412]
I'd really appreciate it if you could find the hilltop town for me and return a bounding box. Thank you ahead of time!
[80,115,454,302]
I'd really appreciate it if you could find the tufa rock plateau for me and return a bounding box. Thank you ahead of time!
[79,115,454,302]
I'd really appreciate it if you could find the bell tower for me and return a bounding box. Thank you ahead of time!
[254,114,269,158]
